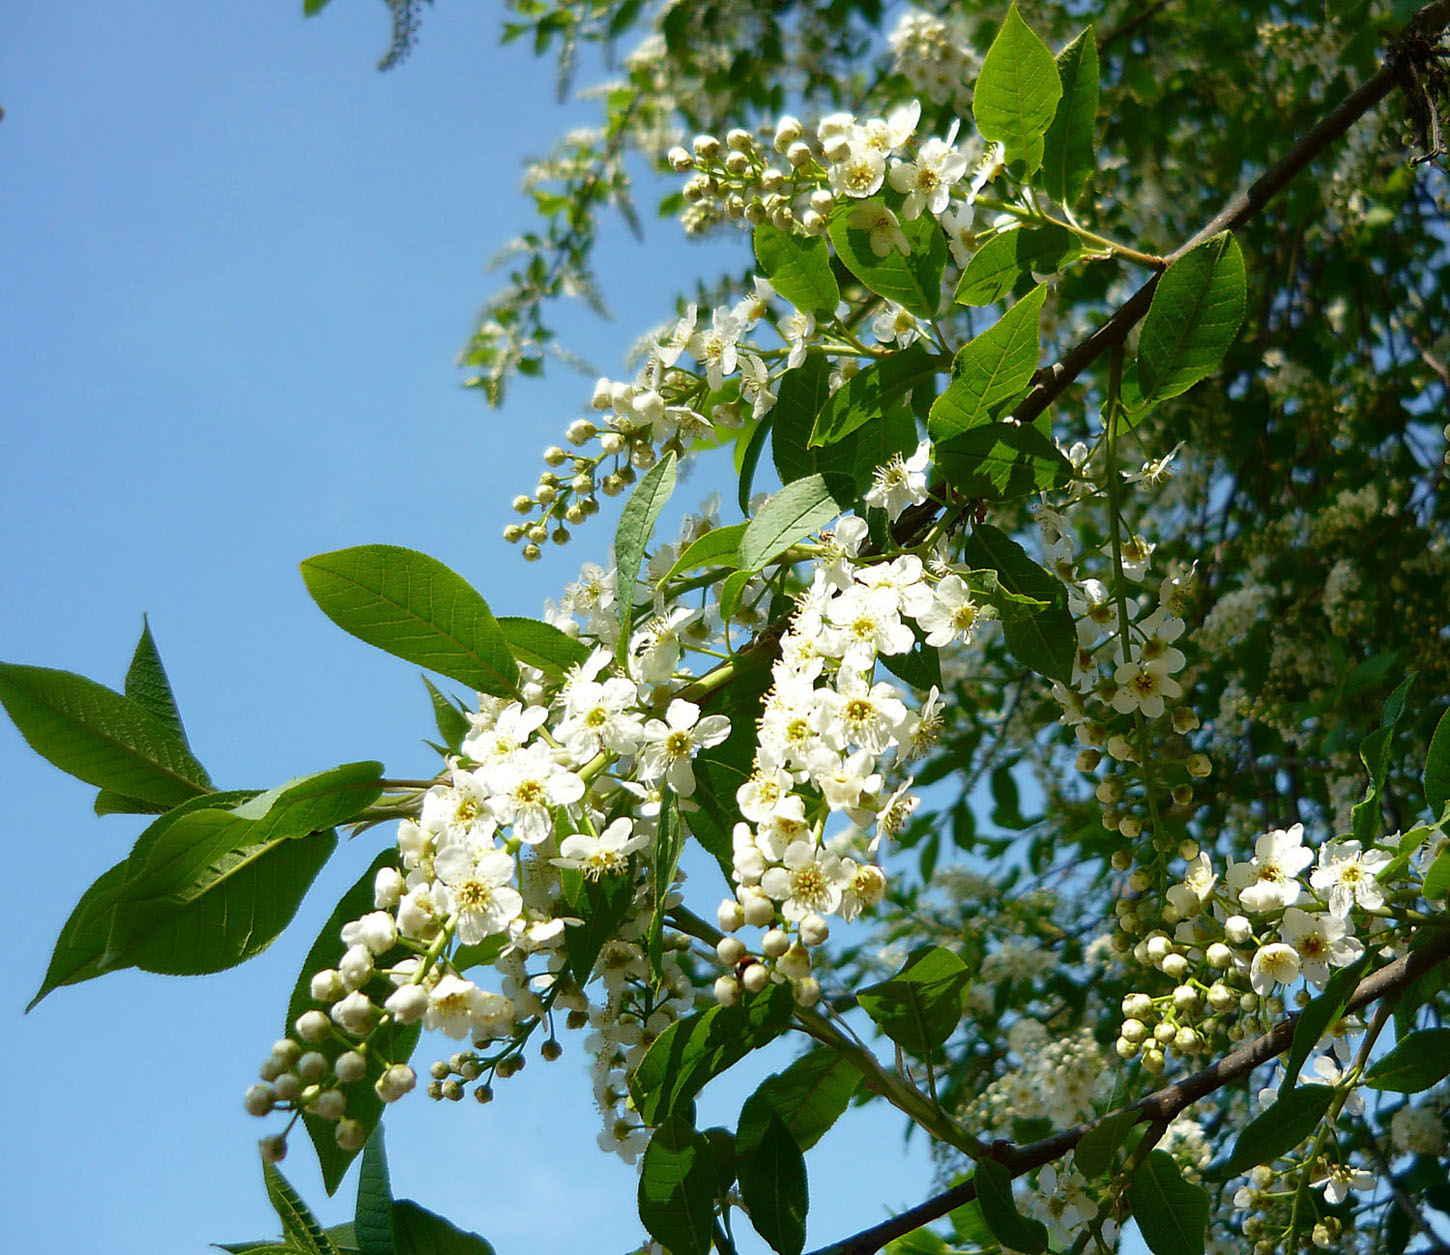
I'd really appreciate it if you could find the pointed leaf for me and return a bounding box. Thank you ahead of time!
[614,452,678,653]
[391,1202,494,1255]
[355,1129,394,1255]
[124,616,188,740]
[630,984,795,1124]
[934,422,1073,500]
[0,662,212,806]
[648,790,683,982]
[856,945,971,1058]
[1215,1083,1335,1178]
[94,789,165,816]
[739,475,844,571]
[1041,29,1099,208]
[1128,1150,1209,1255]
[1365,1028,1450,1092]
[929,285,1047,441]
[972,4,1062,176]
[658,523,748,584]
[638,1116,717,1255]
[264,1162,338,1255]
[974,1158,1047,1254]
[962,525,1075,682]
[955,227,1079,307]
[1134,232,1246,405]
[1074,1108,1139,1178]
[828,197,947,318]
[737,1047,860,1159]
[1424,703,1450,819]
[754,223,839,317]
[1280,954,1370,1098]
[809,342,936,448]
[740,1114,808,1255]
[422,677,469,754]
[494,616,590,679]
[300,546,518,696]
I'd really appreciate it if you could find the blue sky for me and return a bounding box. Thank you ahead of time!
[1,3,935,1252]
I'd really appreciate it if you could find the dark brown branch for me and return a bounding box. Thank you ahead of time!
[810,929,1450,1255]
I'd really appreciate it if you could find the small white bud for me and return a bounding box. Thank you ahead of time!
[1206,942,1233,969]
[274,1073,302,1103]
[295,1010,332,1043]
[692,134,721,162]
[716,936,747,966]
[773,116,803,150]
[713,974,741,1006]
[335,1051,367,1084]
[339,944,374,991]
[798,914,830,947]
[793,977,821,1006]
[742,893,776,928]
[786,140,813,168]
[259,1135,288,1165]
[374,866,404,909]
[309,969,344,1003]
[741,963,770,994]
[1224,914,1253,944]
[243,1085,275,1117]
[376,1064,417,1103]
[385,984,430,1025]
[760,929,791,959]
[336,1118,367,1151]
[667,146,693,171]
[311,1089,346,1122]
[297,1051,329,1084]
[717,898,745,932]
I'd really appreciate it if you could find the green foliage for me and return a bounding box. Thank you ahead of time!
[1041,28,1099,208]
[754,223,840,317]
[929,285,1047,441]
[740,474,845,570]
[955,227,1079,307]
[613,449,678,642]
[856,945,972,1058]
[1279,954,1370,1098]
[827,197,947,318]
[1127,1150,1209,1255]
[973,1158,1048,1254]
[810,343,937,449]
[300,545,519,696]
[972,4,1061,177]
[1364,1028,1450,1092]
[630,984,795,1124]
[1215,1083,1336,1179]
[352,1130,496,1255]
[736,1047,860,1158]
[739,1112,809,1255]
[960,525,1074,682]
[638,1115,718,1255]
[494,615,591,678]
[0,660,212,807]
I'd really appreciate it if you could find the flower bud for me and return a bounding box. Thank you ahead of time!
[244,1085,275,1117]
[742,893,776,928]
[717,898,745,932]
[1186,753,1212,778]
[295,1010,331,1043]
[310,969,345,1003]
[335,1051,367,1084]
[336,1119,367,1151]
[798,914,830,947]
[713,974,741,1006]
[773,116,803,150]
[259,1135,288,1165]
[760,929,790,959]
[786,140,813,168]
[741,963,771,994]
[297,1052,329,1084]
[274,1074,302,1103]
[384,984,429,1025]
[793,977,821,1006]
[692,134,721,162]
[339,944,374,990]
[667,146,694,171]
[376,1064,416,1103]
[1161,953,1190,980]
[311,1089,346,1122]
[1224,915,1253,944]
[1206,942,1232,969]
[716,936,747,966]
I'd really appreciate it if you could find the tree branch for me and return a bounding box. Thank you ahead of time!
[809,929,1450,1255]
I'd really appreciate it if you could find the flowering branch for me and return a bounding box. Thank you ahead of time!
[810,929,1450,1255]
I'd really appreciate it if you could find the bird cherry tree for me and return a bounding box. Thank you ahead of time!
[6,2,1450,1253]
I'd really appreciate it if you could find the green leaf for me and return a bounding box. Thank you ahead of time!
[648,790,683,982]
[123,615,188,740]
[1215,1083,1335,1178]
[955,228,1079,307]
[391,1203,494,1255]
[1041,28,1099,208]
[1280,954,1370,1098]
[1364,1028,1450,1092]
[494,616,590,679]
[1425,703,1450,819]
[754,223,839,316]
[0,661,212,806]
[1353,673,1416,845]
[809,342,936,448]
[719,569,756,625]
[103,762,381,975]
[1074,1108,1139,1178]
[1128,1150,1209,1255]
[560,853,637,984]
[288,850,423,1194]
[422,677,470,754]
[737,414,773,513]
[880,637,944,692]
[28,792,257,1008]
[972,3,1062,176]
[303,0,333,15]
[737,1047,860,1159]
[828,197,948,319]
[1133,232,1246,405]
[264,1162,338,1255]
[1425,847,1450,901]
[929,284,1047,441]
[739,475,844,571]
[856,945,971,1058]
[961,525,1075,683]
[934,422,1074,501]
[355,1129,394,1255]
[630,984,795,1124]
[613,451,678,652]
[740,1114,808,1255]
[658,523,748,584]
[974,1158,1047,1254]
[885,1230,950,1255]
[299,545,518,697]
[94,789,166,816]
[638,1115,718,1255]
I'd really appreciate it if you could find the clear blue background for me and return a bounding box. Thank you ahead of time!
[1,4,933,1252]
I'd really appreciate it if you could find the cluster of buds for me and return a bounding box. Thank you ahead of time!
[667,122,836,237]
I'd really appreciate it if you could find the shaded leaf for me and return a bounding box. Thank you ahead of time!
[1214,1084,1335,1178]
[391,1203,494,1255]
[961,525,1075,683]
[614,451,678,654]
[828,197,947,319]
[1074,1108,1139,1178]
[494,616,590,679]
[1041,28,1099,208]
[737,1047,860,1159]
[1365,1028,1450,1092]
[974,1158,1047,1254]
[934,422,1074,500]
[638,1116,717,1255]
[1280,954,1370,1098]
[740,475,844,571]
[809,343,936,448]
[1128,1150,1208,1255]
[856,945,971,1058]
[1424,703,1450,819]
[955,227,1080,307]
[740,1114,808,1255]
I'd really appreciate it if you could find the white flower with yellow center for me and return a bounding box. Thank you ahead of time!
[639,699,731,796]
[1279,907,1363,988]
[1250,941,1301,995]
[846,201,911,257]
[433,841,523,945]
[1111,657,1182,720]
[1310,839,1391,916]
[863,440,931,521]
[1227,823,1313,913]
[887,127,968,220]
[485,742,585,845]
[761,840,853,921]
[918,574,985,647]
[552,817,649,880]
